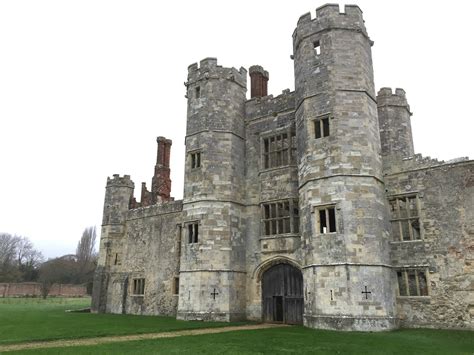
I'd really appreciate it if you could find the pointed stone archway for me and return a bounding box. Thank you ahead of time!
[262,263,303,324]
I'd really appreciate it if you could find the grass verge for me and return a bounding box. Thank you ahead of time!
[0,297,247,345]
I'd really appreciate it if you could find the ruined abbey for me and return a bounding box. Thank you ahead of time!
[92,4,473,331]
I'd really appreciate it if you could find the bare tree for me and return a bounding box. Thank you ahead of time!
[0,233,20,281]
[76,227,97,264]
[0,233,44,282]
[76,227,98,292]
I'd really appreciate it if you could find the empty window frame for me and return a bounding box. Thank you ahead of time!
[195,86,201,98]
[389,195,421,241]
[314,116,330,139]
[397,269,429,296]
[262,199,299,236]
[317,206,336,234]
[133,278,145,295]
[187,222,199,243]
[314,40,321,56]
[262,130,296,169]
[190,151,201,169]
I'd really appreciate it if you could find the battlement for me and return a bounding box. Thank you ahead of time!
[245,89,295,121]
[294,4,367,51]
[297,4,363,24]
[106,174,134,188]
[377,87,411,111]
[384,153,472,176]
[186,58,247,89]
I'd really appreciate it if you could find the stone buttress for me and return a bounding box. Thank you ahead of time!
[293,4,397,330]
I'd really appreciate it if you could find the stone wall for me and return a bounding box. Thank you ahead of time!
[104,201,183,316]
[0,283,87,297]
[385,160,473,329]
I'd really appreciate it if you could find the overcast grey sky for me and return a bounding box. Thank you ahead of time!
[1,0,473,259]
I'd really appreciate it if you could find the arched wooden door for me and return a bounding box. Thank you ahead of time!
[262,263,303,324]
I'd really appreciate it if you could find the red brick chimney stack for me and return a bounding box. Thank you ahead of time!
[249,65,269,98]
[151,136,172,202]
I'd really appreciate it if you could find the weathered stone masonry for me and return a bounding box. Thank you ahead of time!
[92,4,473,331]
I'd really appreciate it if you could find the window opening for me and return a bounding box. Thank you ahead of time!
[190,152,201,169]
[397,269,428,296]
[389,195,421,241]
[262,199,299,236]
[262,130,296,169]
[318,206,336,233]
[133,278,145,295]
[314,117,330,139]
[188,223,199,243]
[314,41,321,56]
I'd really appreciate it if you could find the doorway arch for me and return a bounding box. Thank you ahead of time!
[262,263,303,324]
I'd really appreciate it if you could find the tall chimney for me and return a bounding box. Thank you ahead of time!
[249,65,269,98]
[151,136,172,202]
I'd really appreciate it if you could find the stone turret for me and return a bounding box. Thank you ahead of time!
[293,4,396,330]
[178,58,247,321]
[92,174,134,313]
[377,88,414,169]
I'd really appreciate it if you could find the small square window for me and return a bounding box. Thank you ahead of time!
[314,117,330,139]
[188,223,199,243]
[190,152,201,169]
[318,206,336,233]
[133,278,145,295]
[314,41,321,56]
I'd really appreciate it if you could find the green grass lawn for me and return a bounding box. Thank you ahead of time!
[7,326,474,354]
[0,297,246,345]
[1,298,473,354]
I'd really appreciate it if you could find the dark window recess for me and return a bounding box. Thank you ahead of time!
[262,199,299,236]
[195,86,200,98]
[114,253,120,265]
[188,223,199,243]
[174,277,179,295]
[314,41,321,56]
[262,130,296,169]
[315,117,330,139]
[319,207,336,233]
[190,152,201,169]
[397,269,429,296]
[133,278,145,295]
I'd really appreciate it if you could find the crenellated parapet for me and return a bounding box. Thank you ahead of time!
[245,89,295,122]
[106,174,134,188]
[127,199,183,221]
[377,87,411,114]
[293,4,368,52]
[186,58,247,89]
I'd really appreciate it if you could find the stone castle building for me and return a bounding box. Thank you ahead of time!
[92,4,473,331]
